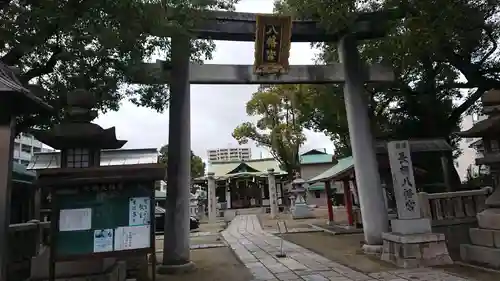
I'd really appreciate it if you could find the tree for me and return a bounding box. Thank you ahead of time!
[159,144,206,179]
[273,0,500,187]
[274,0,500,123]
[232,85,307,178]
[0,0,237,132]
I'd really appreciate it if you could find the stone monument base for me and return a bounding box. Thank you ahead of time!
[391,218,431,234]
[381,232,453,268]
[460,208,500,268]
[291,203,313,219]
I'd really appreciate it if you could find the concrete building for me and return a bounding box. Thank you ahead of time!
[299,149,340,207]
[207,147,251,162]
[13,133,50,166]
[455,113,488,181]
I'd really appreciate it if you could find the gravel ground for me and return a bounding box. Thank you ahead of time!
[152,247,253,281]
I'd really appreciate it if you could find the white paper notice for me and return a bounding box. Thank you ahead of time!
[129,197,151,226]
[93,229,114,252]
[114,225,150,251]
[59,208,92,231]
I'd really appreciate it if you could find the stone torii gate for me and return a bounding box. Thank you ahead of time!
[132,9,399,272]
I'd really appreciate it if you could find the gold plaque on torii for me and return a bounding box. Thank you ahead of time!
[253,14,292,75]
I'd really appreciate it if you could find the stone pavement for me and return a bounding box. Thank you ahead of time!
[221,215,476,281]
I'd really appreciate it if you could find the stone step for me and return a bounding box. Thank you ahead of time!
[469,228,500,248]
[460,244,500,269]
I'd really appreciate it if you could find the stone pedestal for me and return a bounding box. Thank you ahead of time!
[292,202,313,219]
[460,187,500,268]
[391,218,431,235]
[381,217,452,267]
[381,232,453,268]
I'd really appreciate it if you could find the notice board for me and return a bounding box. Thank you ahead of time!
[51,182,155,259]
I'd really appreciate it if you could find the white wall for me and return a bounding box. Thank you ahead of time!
[455,114,486,181]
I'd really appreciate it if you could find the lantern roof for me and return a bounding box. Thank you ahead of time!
[30,89,126,150]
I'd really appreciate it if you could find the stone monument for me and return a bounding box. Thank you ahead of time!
[381,140,452,268]
[459,89,500,268]
[290,173,313,219]
[267,169,279,218]
[207,172,217,223]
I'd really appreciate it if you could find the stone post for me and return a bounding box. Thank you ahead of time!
[225,181,231,209]
[338,35,389,248]
[158,35,194,273]
[207,172,217,223]
[267,168,278,218]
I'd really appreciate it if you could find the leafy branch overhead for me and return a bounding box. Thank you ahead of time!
[0,0,238,132]
[275,0,500,120]
[272,0,500,188]
[232,85,307,177]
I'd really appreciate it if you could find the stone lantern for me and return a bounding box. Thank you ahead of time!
[290,173,313,219]
[458,89,500,268]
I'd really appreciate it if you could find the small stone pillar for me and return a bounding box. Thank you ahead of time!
[381,140,452,268]
[267,168,278,218]
[225,181,231,209]
[207,172,217,223]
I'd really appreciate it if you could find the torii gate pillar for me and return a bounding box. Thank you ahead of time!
[158,35,194,274]
[339,36,389,250]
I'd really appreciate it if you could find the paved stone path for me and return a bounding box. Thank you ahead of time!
[221,215,475,281]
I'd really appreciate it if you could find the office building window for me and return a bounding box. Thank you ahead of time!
[33,146,41,153]
[21,145,31,153]
[67,148,90,168]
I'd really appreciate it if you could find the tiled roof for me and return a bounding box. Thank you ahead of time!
[307,156,354,184]
[300,154,333,165]
[13,162,36,184]
[27,148,159,170]
[207,158,285,179]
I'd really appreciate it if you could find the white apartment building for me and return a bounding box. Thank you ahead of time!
[207,147,251,162]
[455,113,488,181]
[13,132,50,166]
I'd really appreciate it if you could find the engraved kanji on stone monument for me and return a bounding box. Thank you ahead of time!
[388,140,420,219]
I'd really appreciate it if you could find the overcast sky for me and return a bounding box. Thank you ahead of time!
[94,0,334,161]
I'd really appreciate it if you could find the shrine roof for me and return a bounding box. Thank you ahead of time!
[205,158,285,179]
[307,156,354,184]
[300,152,334,165]
[457,115,500,138]
[27,148,159,170]
[12,162,37,184]
[0,63,53,114]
